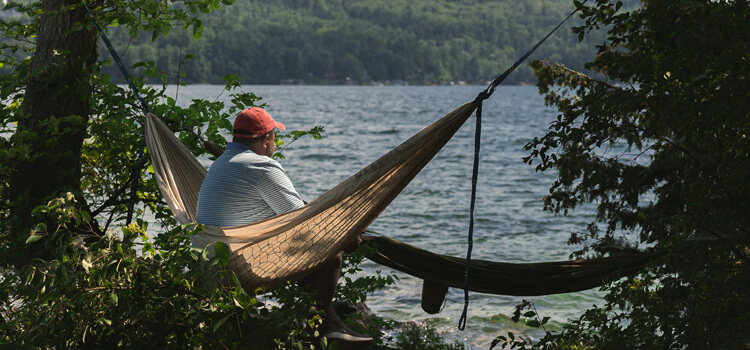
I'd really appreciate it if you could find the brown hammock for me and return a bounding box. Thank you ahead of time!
[368,235,652,296]
[144,101,652,299]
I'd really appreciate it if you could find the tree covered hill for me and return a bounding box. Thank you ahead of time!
[102,0,622,85]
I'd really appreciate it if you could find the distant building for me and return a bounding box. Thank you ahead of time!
[279,79,303,85]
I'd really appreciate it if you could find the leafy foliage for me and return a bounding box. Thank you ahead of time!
[394,323,467,350]
[490,300,553,350]
[0,194,314,348]
[0,0,249,261]
[336,241,397,305]
[274,125,325,160]
[518,0,750,348]
[0,1,391,348]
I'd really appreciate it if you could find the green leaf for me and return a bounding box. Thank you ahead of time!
[214,241,230,268]
[490,337,505,350]
[231,271,241,288]
[192,20,204,40]
[527,320,540,327]
[60,265,69,282]
[223,74,240,90]
[26,234,44,244]
[213,313,233,331]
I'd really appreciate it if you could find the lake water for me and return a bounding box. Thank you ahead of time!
[165,84,603,349]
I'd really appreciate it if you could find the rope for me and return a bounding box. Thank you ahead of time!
[458,90,488,331]
[458,0,587,331]
[83,2,149,225]
[481,0,587,100]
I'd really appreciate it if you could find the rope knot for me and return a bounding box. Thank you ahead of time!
[475,90,492,104]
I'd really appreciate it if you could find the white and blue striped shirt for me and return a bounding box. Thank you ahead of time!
[196,142,305,227]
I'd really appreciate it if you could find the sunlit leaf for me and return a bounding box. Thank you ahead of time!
[214,241,230,268]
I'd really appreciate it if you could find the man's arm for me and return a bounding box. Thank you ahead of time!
[256,161,306,215]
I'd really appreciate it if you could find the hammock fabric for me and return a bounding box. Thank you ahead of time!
[146,102,477,291]
[145,102,651,295]
[369,235,653,296]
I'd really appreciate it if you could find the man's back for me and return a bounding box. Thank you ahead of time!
[196,142,304,227]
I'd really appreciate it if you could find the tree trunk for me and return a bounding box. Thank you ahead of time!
[8,0,98,267]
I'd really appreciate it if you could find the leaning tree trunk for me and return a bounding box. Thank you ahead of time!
[8,0,99,267]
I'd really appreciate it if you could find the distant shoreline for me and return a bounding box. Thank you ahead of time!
[129,80,536,87]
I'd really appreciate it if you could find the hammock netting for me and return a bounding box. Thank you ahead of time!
[145,102,651,297]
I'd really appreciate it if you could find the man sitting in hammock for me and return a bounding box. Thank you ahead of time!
[196,107,373,344]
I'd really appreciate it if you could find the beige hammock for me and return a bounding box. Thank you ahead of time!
[145,102,653,296]
[146,102,479,291]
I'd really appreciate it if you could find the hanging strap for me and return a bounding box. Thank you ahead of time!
[458,0,587,331]
[83,2,149,224]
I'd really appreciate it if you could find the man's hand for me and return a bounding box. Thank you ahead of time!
[343,230,365,253]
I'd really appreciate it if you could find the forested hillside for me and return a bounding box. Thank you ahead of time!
[100,0,623,84]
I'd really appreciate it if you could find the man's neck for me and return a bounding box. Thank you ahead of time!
[230,141,270,157]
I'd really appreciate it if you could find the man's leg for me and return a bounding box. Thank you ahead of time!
[299,252,347,332]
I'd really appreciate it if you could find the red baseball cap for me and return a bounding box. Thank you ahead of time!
[233,107,286,139]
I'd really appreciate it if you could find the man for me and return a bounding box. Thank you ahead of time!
[196,107,372,345]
